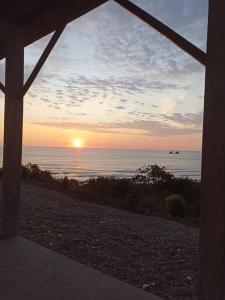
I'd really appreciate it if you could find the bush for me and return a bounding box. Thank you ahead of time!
[164,194,187,218]
[79,176,134,207]
[22,163,53,183]
[137,194,162,215]
[62,176,69,190]
[133,164,174,185]
[0,163,200,221]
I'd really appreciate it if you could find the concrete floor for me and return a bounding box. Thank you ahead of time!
[0,238,161,300]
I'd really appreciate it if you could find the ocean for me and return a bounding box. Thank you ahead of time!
[0,147,201,181]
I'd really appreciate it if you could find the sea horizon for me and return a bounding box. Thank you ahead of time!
[0,146,202,181]
[0,144,202,152]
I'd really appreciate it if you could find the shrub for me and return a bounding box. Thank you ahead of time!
[137,194,162,215]
[80,176,134,206]
[164,194,187,218]
[133,164,174,185]
[21,163,53,183]
[62,176,69,190]
[0,162,200,221]
[125,192,139,212]
[68,179,79,191]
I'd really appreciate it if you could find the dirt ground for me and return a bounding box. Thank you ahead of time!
[20,183,199,299]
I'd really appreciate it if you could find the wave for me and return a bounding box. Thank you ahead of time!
[0,146,202,180]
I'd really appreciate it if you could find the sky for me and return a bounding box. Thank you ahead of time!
[0,0,208,150]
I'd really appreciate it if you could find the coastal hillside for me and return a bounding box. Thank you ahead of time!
[19,183,199,300]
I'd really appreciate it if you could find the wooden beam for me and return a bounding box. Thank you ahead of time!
[23,24,66,96]
[200,1,225,299]
[0,81,5,93]
[114,0,206,65]
[0,27,24,238]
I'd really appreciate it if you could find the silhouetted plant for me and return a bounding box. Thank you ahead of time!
[164,194,187,218]
[133,164,174,185]
[62,176,69,190]
[0,163,200,222]
[21,163,52,182]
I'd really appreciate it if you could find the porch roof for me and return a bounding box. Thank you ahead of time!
[0,0,107,59]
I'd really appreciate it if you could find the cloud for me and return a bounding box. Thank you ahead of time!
[115,106,125,110]
[21,0,206,147]
[34,111,202,137]
[27,72,186,112]
[61,74,186,99]
[25,0,205,97]
[163,112,203,127]
[86,0,207,79]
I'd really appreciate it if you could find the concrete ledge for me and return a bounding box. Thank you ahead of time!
[0,238,161,300]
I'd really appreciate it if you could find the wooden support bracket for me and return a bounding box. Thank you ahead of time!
[114,0,206,65]
[22,24,66,96]
[0,81,5,93]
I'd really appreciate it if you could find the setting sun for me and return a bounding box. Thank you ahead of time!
[73,138,83,148]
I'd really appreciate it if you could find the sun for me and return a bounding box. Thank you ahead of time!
[73,138,83,148]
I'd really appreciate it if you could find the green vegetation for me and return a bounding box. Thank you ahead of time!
[0,163,200,222]
[164,194,187,218]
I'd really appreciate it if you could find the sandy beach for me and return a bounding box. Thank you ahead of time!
[20,183,199,300]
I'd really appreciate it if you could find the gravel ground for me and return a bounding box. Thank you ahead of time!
[20,183,199,300]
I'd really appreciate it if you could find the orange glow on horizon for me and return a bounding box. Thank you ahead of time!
[20,122,202,151]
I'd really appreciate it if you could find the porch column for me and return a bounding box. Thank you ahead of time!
[0,26,24,238]
[200,1,225,299]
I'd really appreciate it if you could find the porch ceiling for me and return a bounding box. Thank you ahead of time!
[0,0,108,60]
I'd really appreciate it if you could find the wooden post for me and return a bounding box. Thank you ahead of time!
[200,1,225,299]
[0,27,24,238]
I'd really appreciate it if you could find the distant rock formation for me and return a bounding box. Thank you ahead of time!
[169,151,180,154]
